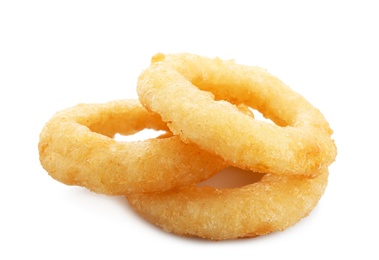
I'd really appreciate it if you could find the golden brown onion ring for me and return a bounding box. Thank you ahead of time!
[126,168,329,240]
[137,53,337,177]
[38,99,226,195]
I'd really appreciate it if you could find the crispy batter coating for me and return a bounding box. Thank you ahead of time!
[38,53,336,241]
[126,168,329,240]
[137,53,337,177]
[38,99,226,195]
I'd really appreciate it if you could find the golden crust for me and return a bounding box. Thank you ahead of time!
[137,53,337,177]
[38,99,226,195]
[126,168,329,240]
[38,52,336,241]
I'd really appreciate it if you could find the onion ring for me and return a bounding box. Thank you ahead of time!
[38,99,227,195]
[126,168,329,240]
[137,53,337,177]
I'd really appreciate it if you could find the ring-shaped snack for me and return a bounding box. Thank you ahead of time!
[38,99,226,195]
[137,53,337,177]
[126,168,329,240]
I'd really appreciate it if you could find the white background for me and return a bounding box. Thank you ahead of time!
[1,0,378,259]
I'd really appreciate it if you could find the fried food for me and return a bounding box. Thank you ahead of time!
[38,52,336,241]
[137,53,337,177]
[126,168,329,240]
[38,99,226,195]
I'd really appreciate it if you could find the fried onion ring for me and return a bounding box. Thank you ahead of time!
[137,53,337,177]
[126,168,329,240]
[38,99,227,195]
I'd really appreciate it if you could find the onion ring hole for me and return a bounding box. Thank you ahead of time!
[114,129,169,142]
[197,167,266,189]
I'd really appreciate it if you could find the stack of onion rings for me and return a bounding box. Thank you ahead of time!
[38,53,336,240]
